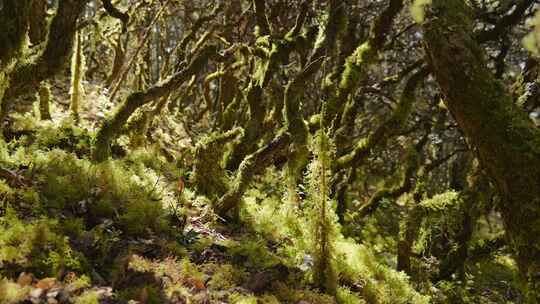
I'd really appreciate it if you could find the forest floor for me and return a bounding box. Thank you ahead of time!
[0,83,521,304]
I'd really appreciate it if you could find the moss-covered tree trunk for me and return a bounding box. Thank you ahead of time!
[1,0,88,124]
[0,0,32,117]
[28,0,48,46]
[70,31,84,122]
[38,82,52,120]
[423,1,540,300]
[0,0,31,67]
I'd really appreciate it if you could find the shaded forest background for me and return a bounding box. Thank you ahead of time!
[1,0,540,303]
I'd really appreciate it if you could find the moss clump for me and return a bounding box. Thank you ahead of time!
[31,149,170,236]
[191,128,243,199]
[0,209,84,277]
[0,278,30,303]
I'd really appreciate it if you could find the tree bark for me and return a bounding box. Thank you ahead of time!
[423,1,540,300]
[28,0,49,46]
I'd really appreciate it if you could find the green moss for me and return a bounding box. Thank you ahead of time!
[192,128,243,198]
[335,240,430,304]
[0,278,30,303]
[410,0,432,23]
[338,43,370,91]
[0,209,84,277]
[0,148,171,239]
[226,238,282,269]
[74,290,100,304]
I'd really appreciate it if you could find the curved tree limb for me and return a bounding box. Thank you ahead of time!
[101,0,129,30]
[336,67,429,170]
[323,0,405,126]
[226,2,311,170]
[93,45,218,162]
[356,131,429,219]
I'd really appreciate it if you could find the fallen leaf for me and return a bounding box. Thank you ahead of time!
[36,278,57,290]
[186,277,205,290]
[17,272,34,286]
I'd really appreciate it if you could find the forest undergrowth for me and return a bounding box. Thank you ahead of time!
[0,82,520,303]
[0,0,534,303]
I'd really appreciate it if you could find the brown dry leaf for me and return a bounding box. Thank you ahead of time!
[36,277,57,290]
[17,272,34,286]
[187,277,205,290]
[178,178,185,194]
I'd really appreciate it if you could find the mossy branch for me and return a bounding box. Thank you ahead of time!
[215,132,291,217]
[424,0,540,296]
[336,67,428,170]
[225,83,265,170]
[308,0,346,63]
[283,58,325,198]
[356,132,428,219]
[324,0,404,126]
[226,5,310,170]
[308,128,339,295]
[38,82,52,120]
[93,45,218,162]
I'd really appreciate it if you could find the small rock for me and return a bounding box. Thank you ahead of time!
[46,289,59,298]
[29,288,43,299]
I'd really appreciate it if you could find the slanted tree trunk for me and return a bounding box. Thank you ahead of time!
[423,1,540,300]
[92,45,217,162]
